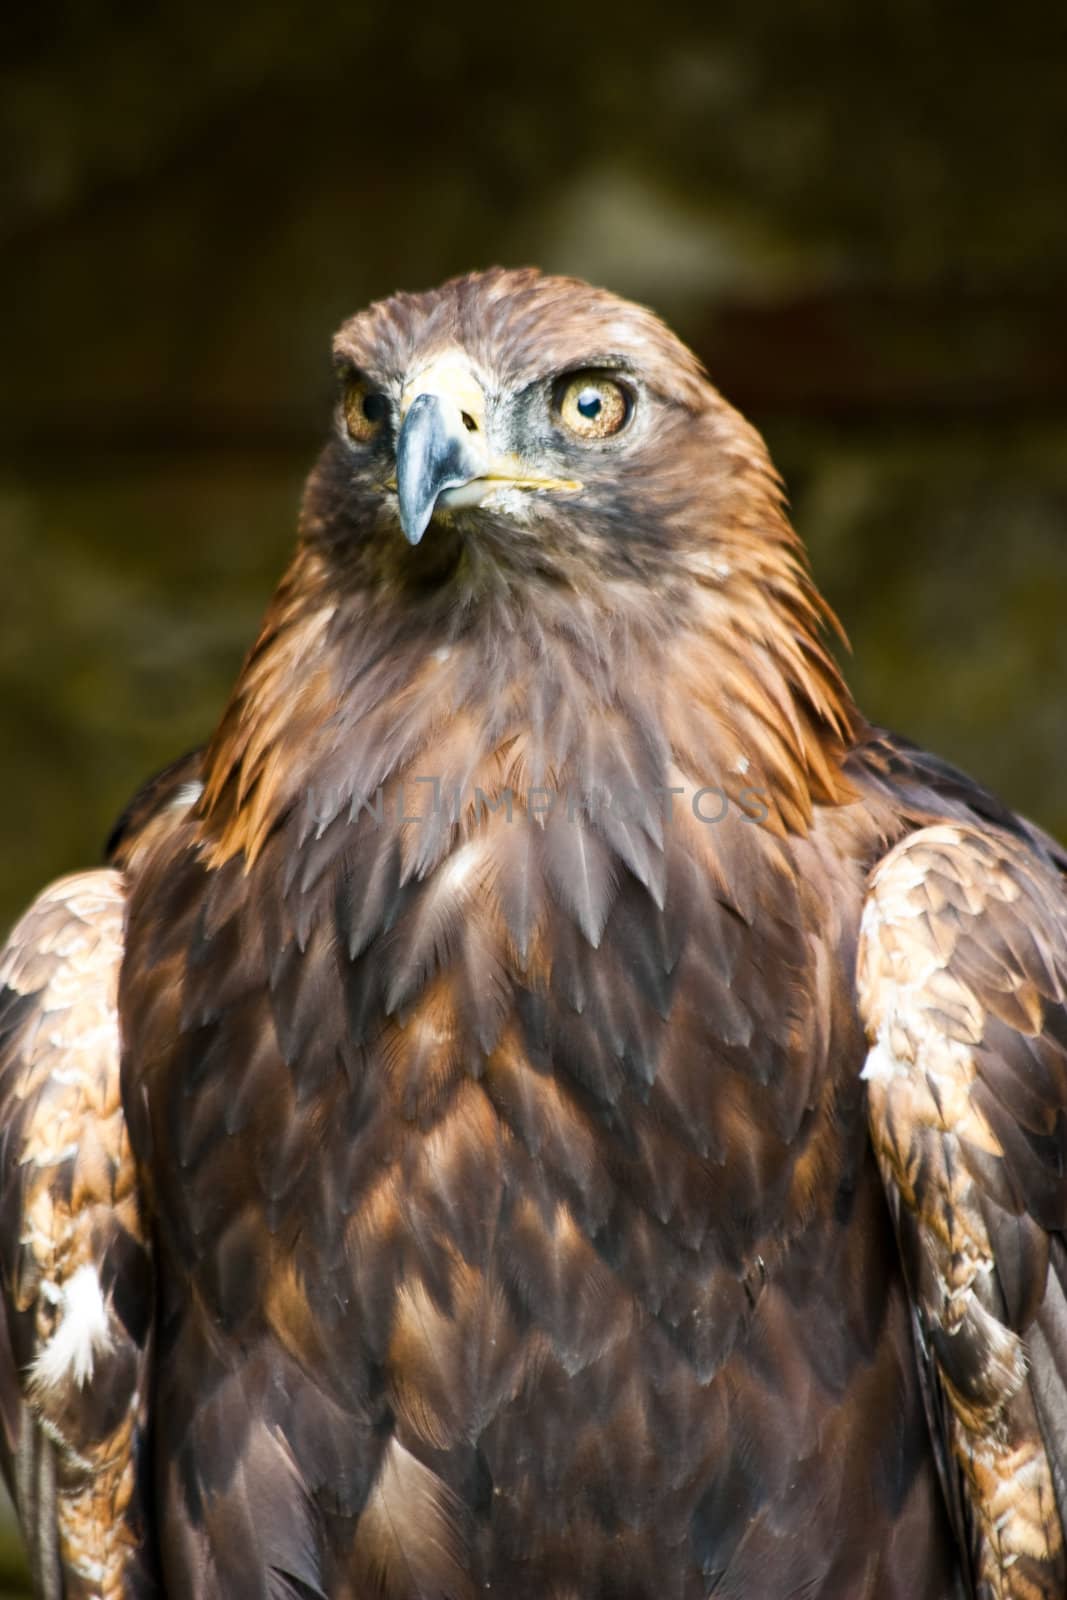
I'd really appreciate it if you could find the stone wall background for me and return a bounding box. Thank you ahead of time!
[0,0,1065,1586]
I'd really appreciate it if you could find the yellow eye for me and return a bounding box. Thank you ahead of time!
[343,375,389,443]
[555,372,632,440]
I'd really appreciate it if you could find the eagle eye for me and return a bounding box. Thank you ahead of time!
[555,372,632,441]
[342,376,389,443]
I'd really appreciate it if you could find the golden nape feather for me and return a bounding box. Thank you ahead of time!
[1,269,1065,1598]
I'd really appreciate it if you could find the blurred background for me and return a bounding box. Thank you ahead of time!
[0,0,1065,1587]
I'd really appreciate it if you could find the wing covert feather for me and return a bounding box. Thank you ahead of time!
[858,822,1067,1600]
[0,871,155,1598]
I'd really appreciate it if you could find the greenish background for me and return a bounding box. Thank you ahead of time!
[1,0,1066,1588]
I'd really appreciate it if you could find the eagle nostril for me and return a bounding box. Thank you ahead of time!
[461,412,479,433]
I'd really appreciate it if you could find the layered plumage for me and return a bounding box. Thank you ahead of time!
[1,269,1065,1598]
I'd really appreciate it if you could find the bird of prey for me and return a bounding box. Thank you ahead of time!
[1,268,1065,1600]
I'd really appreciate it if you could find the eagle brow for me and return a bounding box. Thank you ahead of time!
[512,356,637,406]
[333,356,369,383]
[551,354,637,381]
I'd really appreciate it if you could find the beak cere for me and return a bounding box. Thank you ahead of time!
[395,390,487,546]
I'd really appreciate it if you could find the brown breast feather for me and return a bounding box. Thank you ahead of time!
[112,534,974,1597]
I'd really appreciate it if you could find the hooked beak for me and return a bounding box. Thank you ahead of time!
[394,355,580,545]
[396,388,487,546]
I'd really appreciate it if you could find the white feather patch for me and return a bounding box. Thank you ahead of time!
[171,780,205,811]
[31,1264,112,1391]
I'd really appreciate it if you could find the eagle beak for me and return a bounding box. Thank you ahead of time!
[395,355,581,545]
[396,360,490,546]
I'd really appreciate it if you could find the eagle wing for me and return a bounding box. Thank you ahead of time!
[858,821,1067,1598]
[0,871,155,1599]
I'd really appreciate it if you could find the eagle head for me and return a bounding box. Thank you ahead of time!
[202,268,857,867]
[306,267,791,597]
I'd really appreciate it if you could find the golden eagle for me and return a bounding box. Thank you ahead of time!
[1,270,1065,1599]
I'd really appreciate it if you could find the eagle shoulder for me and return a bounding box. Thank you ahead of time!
[857,820,1067,1599]
[0,870,155,1599]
